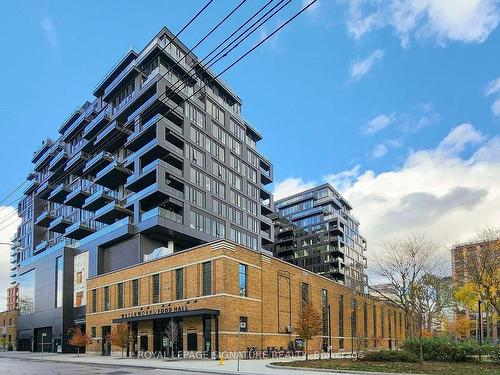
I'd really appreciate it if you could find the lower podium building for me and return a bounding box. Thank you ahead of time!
[86,240,408,356]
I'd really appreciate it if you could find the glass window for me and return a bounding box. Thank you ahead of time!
[338,295,344,349]
[239,264,247,297]
[55,256,63,308]
[152,274,160,303]
[239,316,248,332]
[301,283,309,305]
[91,289,97,313]
[132,279,139,306]
[202,262,211,296]
[176,268,184,300]
[18,270,35,315]
[104,286,110,311]
[322,289,328,336]
[117,283,124,309]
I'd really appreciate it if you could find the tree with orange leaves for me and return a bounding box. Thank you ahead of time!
[295,302,322,360]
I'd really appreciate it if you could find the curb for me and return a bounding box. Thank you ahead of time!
[2,354,257,375]
[266,363,425,375]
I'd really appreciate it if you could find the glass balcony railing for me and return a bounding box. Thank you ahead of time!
[140,207,182,224]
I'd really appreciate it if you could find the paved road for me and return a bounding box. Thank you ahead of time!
[0,356,221,375]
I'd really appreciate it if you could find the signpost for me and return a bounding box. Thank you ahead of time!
[41,332,47,359]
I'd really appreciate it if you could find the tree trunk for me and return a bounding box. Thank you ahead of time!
[305,340,308,361]
[77,347,80,357]
[419,314,423,363]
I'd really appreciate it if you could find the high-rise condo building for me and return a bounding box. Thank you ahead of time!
[11,27,273,352]
[270,184,367,292]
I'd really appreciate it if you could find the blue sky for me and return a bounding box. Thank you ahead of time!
[0,1,499,301]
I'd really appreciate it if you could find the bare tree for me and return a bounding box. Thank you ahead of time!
[374,233,441,337]
[415,275,453,332]
[164,320,179,359]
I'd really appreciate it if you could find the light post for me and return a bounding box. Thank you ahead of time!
[41,332,47,359]
[328,304,332,359]
[237,319,246,372]
[478,300,482,361]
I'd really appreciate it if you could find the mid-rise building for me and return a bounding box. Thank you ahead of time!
[270,184,367,292]
[451,238,499,341]
[86,240,408,356]
[0,309,18,351]
[6,284,18,311]
[12,27,273,352]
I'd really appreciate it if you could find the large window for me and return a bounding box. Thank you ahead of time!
[132,279,139,306]
[239,264,247,297]
[338,295,344,349]
[301,283,309,305]
[351,299,357,339]
[55,256,63,308]
[202,262,212,296]
[322,289,328,336]
[104,286,110,311]
[176,268,184,300]
[19,270,35,315]
[91,289,97,313]
[152,274,160,303]
[117,283,124,309]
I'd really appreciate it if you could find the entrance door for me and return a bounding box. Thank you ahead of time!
[140,335,148,351]
[102,326,111,356]
[187,332,197,351]
[34,327,52,353]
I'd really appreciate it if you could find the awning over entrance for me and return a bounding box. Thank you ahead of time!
[112,308,220,324]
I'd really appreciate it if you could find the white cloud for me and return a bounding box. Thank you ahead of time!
[363,114,394,134]
[41,14,58,48]
[0,207,21,309]
[324,164,362,191]
[437,122,486,155]
[485,77,500,96]
[485,78,500,117]
[273,177,316,201]
[273,123,500,274]
[491,98,500,117]
[336,123,500,268]
[345,0,500,46]
[350,49,384,81]
[372,144,388,158]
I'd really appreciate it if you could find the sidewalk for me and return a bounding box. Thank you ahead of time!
[0,351,350,375]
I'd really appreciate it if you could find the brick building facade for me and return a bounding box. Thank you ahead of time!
[86,240,408,356]
[0,309,18,350]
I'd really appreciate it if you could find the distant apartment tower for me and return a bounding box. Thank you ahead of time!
[270,184,367,292]
[12,27,273,352]
[451,238,500,340]
[6,284,19,311]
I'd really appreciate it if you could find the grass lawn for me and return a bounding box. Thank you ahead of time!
[272,359,500,374]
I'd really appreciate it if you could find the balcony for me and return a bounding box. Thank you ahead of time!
[64,150,90,176]
[34,240,48,254]
[48,216,73,233]
[125,158,183,193]
[83,151,114,177]
[83,189,118,211]
[261,230,273,245]
[126,181,184,212]
[125,115,182,152]
[47,183,71,203]
[58,107,83,135]
[95,161,132,189]
[102,61,140,102]
[48,150,69,172]
[94,49,138,97]
[61,112,93,142]
[23,180,39,195]
[94,121,132,153]
[127,134,184,169]
[140,206,183,224]
[64,220,100,240]
[35,210,56,228]
[94,201,133,224]
[34,181,55,200]
[83,109,111,140]
[32,138,54,163]
[64,184,93,208]
[261,199,273,216]
[260,167,272,185]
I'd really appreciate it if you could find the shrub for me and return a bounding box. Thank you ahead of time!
[479,343,500,363]
[361,350,419,363]
[402,336,480,362]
